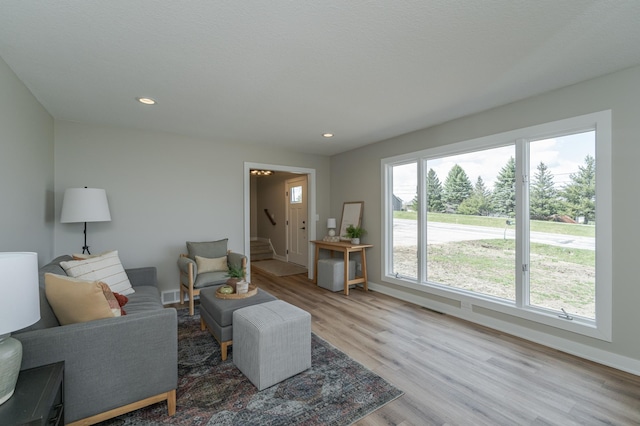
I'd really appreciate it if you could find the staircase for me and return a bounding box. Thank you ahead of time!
[251,239,274,261]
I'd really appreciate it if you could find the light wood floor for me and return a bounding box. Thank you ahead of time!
[247,270,640,426]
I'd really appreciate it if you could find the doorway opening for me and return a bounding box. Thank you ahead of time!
[244,162,316,281]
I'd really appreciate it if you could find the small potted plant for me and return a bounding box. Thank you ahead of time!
[226,264,245,287]
[346,225,366,245]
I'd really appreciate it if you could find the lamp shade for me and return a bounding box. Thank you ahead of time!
[0,252,40,335]
[60,188,111,223]
[0,252,40,405]
[327,218,336,229]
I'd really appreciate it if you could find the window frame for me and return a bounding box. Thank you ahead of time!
[382,111,612,341]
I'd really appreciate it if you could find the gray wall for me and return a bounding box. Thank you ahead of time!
[0,56,54,264]
[330,65,640,372]
[53,121,331,296]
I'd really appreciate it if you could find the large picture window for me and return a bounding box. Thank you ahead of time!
[382,111,611,340]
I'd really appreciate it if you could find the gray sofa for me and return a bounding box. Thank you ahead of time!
[14,255,178,425]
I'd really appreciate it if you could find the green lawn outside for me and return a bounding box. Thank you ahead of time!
[393,211,595,238]
[393,239,595,318]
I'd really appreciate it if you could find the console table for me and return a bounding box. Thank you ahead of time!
[311,240,373,295]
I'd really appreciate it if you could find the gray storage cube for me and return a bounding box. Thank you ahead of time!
[233,300,311,390]
[318,258,356,292]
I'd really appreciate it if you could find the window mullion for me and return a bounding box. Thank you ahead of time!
[515,138,529,308]
[418,159,427,283]
[384,163,394,277]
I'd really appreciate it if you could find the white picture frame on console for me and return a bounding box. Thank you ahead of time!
[339,201,364,241]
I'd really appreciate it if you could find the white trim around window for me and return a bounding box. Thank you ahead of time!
[381,110,612,341]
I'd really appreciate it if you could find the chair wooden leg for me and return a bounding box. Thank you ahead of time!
[200,316,206,331]
[188,287,194,316]
[179,284,184,305]
[167,389,176,416]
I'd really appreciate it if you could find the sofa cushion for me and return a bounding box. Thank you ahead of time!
[60,250,134,295]
[195,255,228,273]
[194,271,228,289]
[44,273,119,325]
[187,239,228,260]
[123,286,164,314]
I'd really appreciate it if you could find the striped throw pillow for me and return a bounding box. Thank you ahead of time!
[60,250,135,295]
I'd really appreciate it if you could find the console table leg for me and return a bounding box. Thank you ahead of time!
[343,251,350,295]
[361,249,368,292]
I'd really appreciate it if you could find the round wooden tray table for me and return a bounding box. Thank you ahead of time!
[215,284,257,299]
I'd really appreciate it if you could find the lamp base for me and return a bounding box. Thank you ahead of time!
[0,334,23,405]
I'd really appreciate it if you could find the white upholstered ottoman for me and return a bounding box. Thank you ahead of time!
[232,300,311,390]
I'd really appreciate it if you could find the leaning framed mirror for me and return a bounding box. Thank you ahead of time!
[339,201,364,240]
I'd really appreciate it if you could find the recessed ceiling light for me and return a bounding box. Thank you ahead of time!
[322,133,334,138]
[136,97,157,105]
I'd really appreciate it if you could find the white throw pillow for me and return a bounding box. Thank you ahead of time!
[195,255,228,273]
[60,250,135,295]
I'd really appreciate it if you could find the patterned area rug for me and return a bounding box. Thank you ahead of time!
[100,307,402,426]
[252,259,308,277]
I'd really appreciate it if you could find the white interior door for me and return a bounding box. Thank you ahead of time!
[286,176,308,267]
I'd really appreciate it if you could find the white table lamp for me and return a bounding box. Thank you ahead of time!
[61,187,111,254]
[323,218,340,242]
[327,218,337,237]
[0,252,40,405]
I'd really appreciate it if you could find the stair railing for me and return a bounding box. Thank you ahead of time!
[264,209,276,226]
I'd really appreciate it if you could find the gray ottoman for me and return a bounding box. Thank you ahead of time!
[199,286,277,361]
[233,300,311,390]
[317,258,356,292]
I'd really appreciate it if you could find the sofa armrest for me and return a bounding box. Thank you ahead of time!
[126,266,157,288]
[15,308,178,423]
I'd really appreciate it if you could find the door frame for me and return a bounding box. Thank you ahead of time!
[244,162,316,281]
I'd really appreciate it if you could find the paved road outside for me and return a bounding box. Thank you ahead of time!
[392,219,595,250]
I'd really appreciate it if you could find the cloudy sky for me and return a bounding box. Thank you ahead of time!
[393,131,595,203]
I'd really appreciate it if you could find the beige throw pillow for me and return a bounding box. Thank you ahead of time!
[44,273,119,325]
[195,255,228,273]
[71,251,109,261]
[60,250,134,295]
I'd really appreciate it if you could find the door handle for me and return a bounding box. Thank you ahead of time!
[301,227,306,230]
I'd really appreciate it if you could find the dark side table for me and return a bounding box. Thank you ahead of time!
[0,362,64,425]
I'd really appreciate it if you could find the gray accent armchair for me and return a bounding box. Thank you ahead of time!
[178,239,247,315]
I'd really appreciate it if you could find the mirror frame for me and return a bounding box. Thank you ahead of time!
[339,201,364,240]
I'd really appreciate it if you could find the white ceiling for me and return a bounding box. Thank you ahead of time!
[1,1,640,156]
